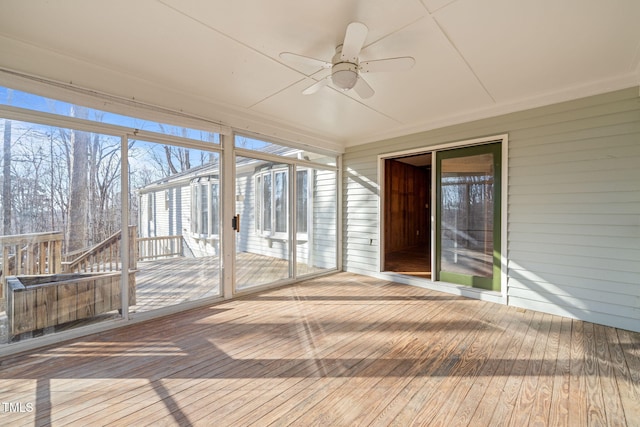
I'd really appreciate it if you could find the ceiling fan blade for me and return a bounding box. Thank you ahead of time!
[280,52,332,69]
[340,22,368,62]
[302,77,330,95]
[353,76,374,99]
[360,57,416,73]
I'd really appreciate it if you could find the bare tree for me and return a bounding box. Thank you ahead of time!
[11,132,50,233]
[51,128,71,236]
[2,119,11,235]
[157,124,192,175]
[2,121,52,235]
[66,106,90,252]
[91,134,121,242]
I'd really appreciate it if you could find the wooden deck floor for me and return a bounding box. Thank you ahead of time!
[1,252,328,342]
[133,251,325,312]
[0,272,638,426]
[132,256,222,312]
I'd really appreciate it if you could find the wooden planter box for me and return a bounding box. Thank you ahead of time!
[6,272,136,337]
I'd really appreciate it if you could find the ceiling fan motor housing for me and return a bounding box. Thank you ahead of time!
[330,45,359,90]
[332,62,359,90]
[283,23,413,98]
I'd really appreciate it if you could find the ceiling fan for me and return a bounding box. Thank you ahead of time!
[280,22,415,99]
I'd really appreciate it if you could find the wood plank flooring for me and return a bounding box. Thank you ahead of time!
[4,252,329,342]
[0,272,638,426]
[384,247,431,279]
[134,252,326,312]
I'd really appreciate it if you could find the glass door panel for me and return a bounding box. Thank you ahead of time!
[1,120,124,345]
[129,141,222,313]
[235,156,291,290]
[436,143,501,291]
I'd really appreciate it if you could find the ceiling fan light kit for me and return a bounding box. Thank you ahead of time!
[331,62,359,90]
[281,21,415,98]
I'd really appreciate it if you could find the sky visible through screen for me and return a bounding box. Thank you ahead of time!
[0,86,219,143]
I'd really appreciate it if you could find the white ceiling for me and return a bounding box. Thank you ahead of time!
[0,0,639,152]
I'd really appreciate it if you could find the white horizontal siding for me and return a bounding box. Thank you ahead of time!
[235,172,289,261]
[507,90,640,331]
[507,256,639,284]
[508,241,639,263]
[343,86,640,332]
[509,232,638,250]
[343,150,379,265]
[507,266,639,296]
[143,185,220,258]
[508,274,638,306]
[234,167,338,269]
[309,169,337,269]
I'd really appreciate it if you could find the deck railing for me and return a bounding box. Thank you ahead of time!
[137,235,184,261]
[1,231,64,300]
[1,226,182,303]
[63,226,138,273]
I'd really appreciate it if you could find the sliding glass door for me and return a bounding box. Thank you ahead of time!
[234,155,292,290]
[436,143,501,291]
[130,141,222,312]
[233,134,339,291]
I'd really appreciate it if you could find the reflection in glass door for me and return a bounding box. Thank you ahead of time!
[436,143,501,291]
[235,156,291,290]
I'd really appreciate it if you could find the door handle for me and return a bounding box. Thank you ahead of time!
[232,214,240,233]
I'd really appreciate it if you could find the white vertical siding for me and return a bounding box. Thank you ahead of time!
[343,87,640,332]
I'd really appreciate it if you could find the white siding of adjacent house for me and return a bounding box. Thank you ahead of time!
[235,170,289,260]
[342,87,640,332]
[140,160,338,278]
[235,167,338,270]
[139,184,220,258]
[310,168,338,269]
[180,183,220,259]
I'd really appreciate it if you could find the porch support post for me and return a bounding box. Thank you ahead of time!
[120,135,130,320]
[221,134,235,299]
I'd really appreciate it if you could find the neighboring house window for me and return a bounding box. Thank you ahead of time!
[274,170,287,233]
[200,185,209,234]
[147,193,154,220]
[144,192,156,237]
[296,169,308,235]
[255,168,308,239]
[210,182,219,234]
[191,176,219,237]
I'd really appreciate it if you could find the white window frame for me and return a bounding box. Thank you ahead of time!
[295,167,310,242]
[254,167,309,240]
[191,176,220,239]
